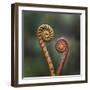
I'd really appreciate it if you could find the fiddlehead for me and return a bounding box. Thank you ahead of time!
[55,38,69,75]
[36,24,55,76]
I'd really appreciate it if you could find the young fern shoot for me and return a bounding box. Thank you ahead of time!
[36,24,55,76]
[55,38,69,75]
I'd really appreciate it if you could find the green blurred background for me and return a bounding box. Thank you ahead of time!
[22,10,80,77]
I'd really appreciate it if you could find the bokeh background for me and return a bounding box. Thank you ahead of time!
[22,10,80,77]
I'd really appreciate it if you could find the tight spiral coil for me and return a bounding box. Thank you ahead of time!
[37,24,54,41]
[55,38,68,53]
